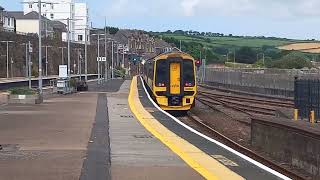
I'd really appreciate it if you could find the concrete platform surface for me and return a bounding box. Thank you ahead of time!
[108,80,203,180]
[0,93,98,180]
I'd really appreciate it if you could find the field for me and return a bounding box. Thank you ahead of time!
[159,33,305,48]
[278,43,320,53]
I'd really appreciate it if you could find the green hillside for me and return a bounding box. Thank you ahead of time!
[157,33,301,48]
[151,32,319,69]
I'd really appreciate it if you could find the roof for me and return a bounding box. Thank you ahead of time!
[8,11,49,21]
[0,6,4,11]
[51,20,67,32]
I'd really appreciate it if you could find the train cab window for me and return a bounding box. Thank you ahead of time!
[155,60,167,87]
[183,60,195,87]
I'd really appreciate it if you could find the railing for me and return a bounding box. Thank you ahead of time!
[295,78,320,122]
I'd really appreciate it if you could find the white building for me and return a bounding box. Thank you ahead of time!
[23,0,89,43]
[8,11,54,37]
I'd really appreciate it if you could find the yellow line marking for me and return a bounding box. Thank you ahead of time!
[128,76,244,180]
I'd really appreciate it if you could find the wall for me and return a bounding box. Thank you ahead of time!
[16,19,39,34]
[251,117,320,179]
[202,68,320,97]
[0,31,98,78]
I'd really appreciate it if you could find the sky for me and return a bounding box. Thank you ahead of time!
[1,0,320,40]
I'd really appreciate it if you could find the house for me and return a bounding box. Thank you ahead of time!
[8,11,54,38]
[51,20,67,40]
[0,6,16,32]
[23,0,89,43]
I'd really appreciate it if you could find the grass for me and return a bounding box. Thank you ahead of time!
[159,33,308,48]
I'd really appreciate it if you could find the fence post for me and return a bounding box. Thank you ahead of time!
[310,110,315,124]
[294,109,298,121]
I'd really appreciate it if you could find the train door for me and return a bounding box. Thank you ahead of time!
[170,62,181,95]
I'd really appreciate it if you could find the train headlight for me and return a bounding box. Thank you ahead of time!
[184,82,193,87]
[157,83,165,87]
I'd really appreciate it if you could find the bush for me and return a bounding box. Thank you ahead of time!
[9,87,36,95]
[269,52,313,69]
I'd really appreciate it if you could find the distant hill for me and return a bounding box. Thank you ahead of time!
[153,32,310,49]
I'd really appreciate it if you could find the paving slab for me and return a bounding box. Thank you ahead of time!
[0,93,98,180]
[108,80,203,180]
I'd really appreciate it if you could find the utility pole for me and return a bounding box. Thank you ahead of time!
[84,26,88,81]
[111,40,114,79]
[58,47,66,64]
[98,33,100,84]
[122,47,125,68]
[42,45,52,77]
[28,41,32,89]
[233,49,236,69]
[116,44,119,67]
[1,41,13,78]
[67,18,71,78]
[104,17,107,81]
[21,42,28,77]
[91,33,106,83]
[10,57,14,78]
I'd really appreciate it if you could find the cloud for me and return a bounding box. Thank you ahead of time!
[103,0,320,20]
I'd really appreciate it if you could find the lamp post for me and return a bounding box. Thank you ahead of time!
[20,42,28,78]
[91,33,106,84]
[42,45,53,76]
[58,47,67,65]
[0,41,14,78]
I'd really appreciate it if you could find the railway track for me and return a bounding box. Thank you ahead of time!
[181,113,306,180]
[197,90,294,117]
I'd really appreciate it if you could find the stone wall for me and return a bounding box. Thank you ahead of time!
[251,117,320,179]
[0,31,99,78]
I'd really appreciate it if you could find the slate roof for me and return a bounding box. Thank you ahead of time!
[8,11,48,20]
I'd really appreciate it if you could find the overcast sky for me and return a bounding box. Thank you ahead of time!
[2,0,320,39]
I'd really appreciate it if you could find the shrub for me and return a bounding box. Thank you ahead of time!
[9,87,36,95]
[269,52,313,69]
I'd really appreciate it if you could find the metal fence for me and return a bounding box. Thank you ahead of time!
[199,67,320,97]
[295,79,320,121]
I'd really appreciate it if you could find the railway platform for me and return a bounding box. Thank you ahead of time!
[0,77,291,180]
[129,76,290,180]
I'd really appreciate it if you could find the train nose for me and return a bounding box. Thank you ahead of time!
[170,96,181,106]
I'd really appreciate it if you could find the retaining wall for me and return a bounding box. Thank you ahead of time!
[251,117,320,179]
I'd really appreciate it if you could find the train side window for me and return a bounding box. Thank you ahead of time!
[183,59,195,86]
[155,60,167,87]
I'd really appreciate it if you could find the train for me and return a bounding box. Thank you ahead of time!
[142,49,197,112]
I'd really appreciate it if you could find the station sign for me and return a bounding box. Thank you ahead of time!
[59,65,68,78]
[97,57,106,62]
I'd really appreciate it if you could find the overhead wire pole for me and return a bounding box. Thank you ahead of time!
[122,46,125,68]
[21,0,58,96]
[104,17,107,81]
[84,26,88,82]
[58,47,67,64]
[111,40,114,79]
[42,45,53,77]
[1,41,14,78]
[20,42,28,77]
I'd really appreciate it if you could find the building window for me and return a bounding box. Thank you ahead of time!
[78,35,83,41]
[50,13,54,19]
[29,4,32,8]
[43,4,46,7]
[51,4,54,9]
[8,18,10,26]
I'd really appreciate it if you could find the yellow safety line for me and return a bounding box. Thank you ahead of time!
[128,76,244,180]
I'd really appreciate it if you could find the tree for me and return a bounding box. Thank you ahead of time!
[235,46,257,64]
[269,52,313,69]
